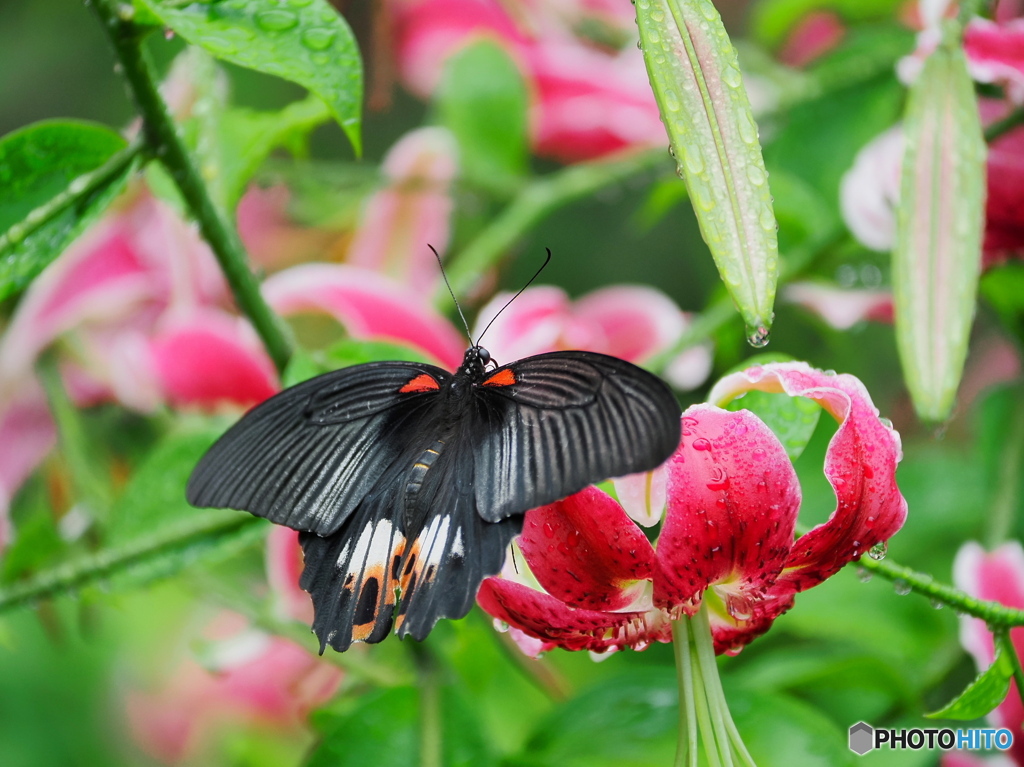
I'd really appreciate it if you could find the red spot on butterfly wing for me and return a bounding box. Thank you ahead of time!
[483,369,517,387]
[400,373,441,393]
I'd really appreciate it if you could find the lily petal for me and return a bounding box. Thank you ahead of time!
[709,363,908,592]
[613,464,668,528]
[149,309,279,409]
[262,264,465,369]
[477,578,670,653]
[653,406,800,612]
[518,486,657,611]
[347,127,459,292]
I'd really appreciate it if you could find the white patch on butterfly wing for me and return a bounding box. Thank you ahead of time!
[419,515,452,570]
[451,526,465,559]
[336,518,396,574]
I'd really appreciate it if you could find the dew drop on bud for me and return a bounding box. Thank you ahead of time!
[867,541,887,561]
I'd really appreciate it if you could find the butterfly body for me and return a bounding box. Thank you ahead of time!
[188,346,681,652]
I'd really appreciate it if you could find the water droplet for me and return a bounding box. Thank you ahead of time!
[706,466,729,491]
[164,27,175,40]
[301,27,337,51]
[255,9,299,32]
[746,165,766,186]
[726,595,752,620]
[543,522,556,539]
[879,417,893,429]
[930,598,945,610]
[867,541,887,560]
[893,579,911,596]
[6,223,26,244]
[746,325,770,348]
[856,566,873,583]
[691,437,712,451]
[681,146,704,175]
[722,66,742,89]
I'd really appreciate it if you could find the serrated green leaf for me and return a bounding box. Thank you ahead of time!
[636,0,779,342]
[0,120,136,302]
[894,29,986,422]
[135,0,363,154]
[926,644,1013,720]
[437,40,528,194]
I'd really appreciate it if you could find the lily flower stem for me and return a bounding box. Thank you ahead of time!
[89,0,294,374]
[672,619,699,767]
[692,606,756,767]
[409,641,443,767]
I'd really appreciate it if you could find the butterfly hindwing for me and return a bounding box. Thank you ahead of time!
[470,351,681,523]
[300,423,524,650]
[187,362,450,536]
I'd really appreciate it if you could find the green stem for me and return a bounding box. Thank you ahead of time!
[672,619,699,767]
[692,606,756,767]
[89,0,293,373]
[854,554,1024,627]
[996,630,1024,712]
[985,106,1024,144]
[445,149,666,300]
[986,396,1024,548]
[0,139,145,254]
[0,514,262,613]
[410,642,443,767]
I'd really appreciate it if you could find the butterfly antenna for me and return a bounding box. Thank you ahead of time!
[429,244,473,345]
[475,248,552,346]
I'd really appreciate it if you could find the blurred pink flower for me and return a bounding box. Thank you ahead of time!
[783,282,894,330]
[266,526,314,624]
[480,363,907,656]
[471,284,712,390]
[840,102,1024,265]
[390,0,666,162]
[126,612,341,764]
[951,542,1024,766]
[778,10,846,68]
[239,126,460,293]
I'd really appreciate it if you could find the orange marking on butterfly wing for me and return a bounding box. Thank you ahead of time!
[482,368,517,387]
[400,373,440,393]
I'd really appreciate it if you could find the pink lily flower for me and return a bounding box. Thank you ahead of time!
[471,284,713,391]
[125,612,342,764]
[390,0,667,162]
[778,10,846,68]
[949,542,1024,766]
[478,362,908,656]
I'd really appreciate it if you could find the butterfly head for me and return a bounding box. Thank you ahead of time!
[461,345,493,378]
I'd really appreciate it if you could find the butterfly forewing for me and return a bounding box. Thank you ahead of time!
[470,351,681,523]
[186,362,450,536]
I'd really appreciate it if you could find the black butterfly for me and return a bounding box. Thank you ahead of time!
[187,345,681,652]
[187,248,681,652]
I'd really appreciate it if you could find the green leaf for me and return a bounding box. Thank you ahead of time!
[893,28,986,422]
[980,262,1024,343]
[135,0,363,154]
[216,97,332,211]
[728,689,855,767]
[726,390,822,460]
[637,0,779,342]
[0,120,136,302]
[307,686,495,767]
[926,644,1014,720]
[283,339,432,388]
[517,670,680,766]
[718,353,821,459]
[437,40,528,194]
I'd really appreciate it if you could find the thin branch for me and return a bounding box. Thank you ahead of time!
[985,106,1024,144]
[89,0,293,373]
[444,148,666,299]
[855,554,1024,628]
[0,514,263,614]
[0,139,145,254]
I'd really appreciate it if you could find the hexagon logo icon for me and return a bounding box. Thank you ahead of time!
[849,722,874,755]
